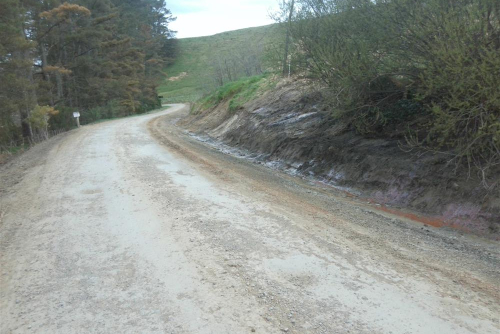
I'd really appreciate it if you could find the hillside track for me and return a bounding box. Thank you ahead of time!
[1,104,498,334]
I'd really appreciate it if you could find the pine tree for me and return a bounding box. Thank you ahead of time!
[0,0,177,145]
[0,0,38,141]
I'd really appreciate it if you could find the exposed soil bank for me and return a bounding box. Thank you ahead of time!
[181,79,500,236]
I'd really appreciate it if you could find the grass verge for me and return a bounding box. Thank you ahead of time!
[193,75,277,114]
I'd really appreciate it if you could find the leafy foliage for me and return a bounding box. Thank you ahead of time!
[28,105,59,140]
[284,0,500,179]
[0,0,177,147]
[194,75,273,114]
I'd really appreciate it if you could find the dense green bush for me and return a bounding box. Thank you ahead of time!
[0,119,21,147]
[417,13,500,171]
[289,0,500,178]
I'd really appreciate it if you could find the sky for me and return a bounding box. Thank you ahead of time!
[167,0,280,38]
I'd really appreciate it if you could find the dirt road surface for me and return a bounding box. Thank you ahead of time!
[1,104,499,334]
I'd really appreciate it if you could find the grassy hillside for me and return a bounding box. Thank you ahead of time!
[158,24,281,104]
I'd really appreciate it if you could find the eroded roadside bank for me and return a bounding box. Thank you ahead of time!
[148,104,500,333]
[179,79,500,237]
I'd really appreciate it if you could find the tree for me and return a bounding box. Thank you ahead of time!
[0,0,178,146]
[0,0,37,141]
[271,0,297,76]
[282,0,295,77]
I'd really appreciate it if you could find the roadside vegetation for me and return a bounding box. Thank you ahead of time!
[192,75,277,114]
[278,0,500,183]
[166,0,499,185]
[158,25,281,104]
[0,0,176,155]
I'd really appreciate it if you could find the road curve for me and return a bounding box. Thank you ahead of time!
[1,104,499,334]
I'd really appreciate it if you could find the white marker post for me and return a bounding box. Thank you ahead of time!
[287,54,292,78]
[73,111,81,128]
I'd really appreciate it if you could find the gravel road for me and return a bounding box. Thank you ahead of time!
[1,104,499,334]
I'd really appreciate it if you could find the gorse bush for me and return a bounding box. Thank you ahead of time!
[417,6,500,173]
[287,0,500,180]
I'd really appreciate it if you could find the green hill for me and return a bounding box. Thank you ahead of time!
[158,24,281,104]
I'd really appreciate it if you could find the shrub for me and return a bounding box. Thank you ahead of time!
[289,0,500,180]
[416,9,500,174]
[28,105,59,139]
[195,75,268,112]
